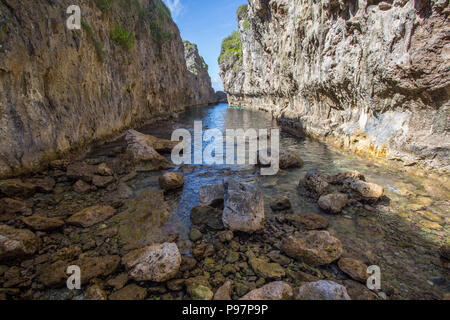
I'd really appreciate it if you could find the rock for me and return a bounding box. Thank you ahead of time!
[189,227,203,242]
[75,255,120,285]
[240,281,293,300]
[73,180,91,193]
[180,255,197,272]
[302,169,329,197]
[285,213,329,230]
[270,196,292,211]
[92,175,114,188]
[167,279,185,291]
[109,284,147,300]
[281,231,343,266]
[159,172,184,191]
[338,258,369,283]
[341,280,379,300]
[26,177,56,193]
[185,276,211,297]
[295,280,351,300]
[378,1,392,10]
[214,280,233,300]
[66,162,98,182]
[106,273,128,290]
[216,91,228,103]
[125,130,179,153]
[125,130,175,171]
[198,183,224,206]
[67,205,117,228]
[39,260,68,288]
[191,285,214,300]
[84,284,107,300]
[439,244,450,260]
[217,230,234,242]
[328,171,365,185]
[21,216,64,231]
[0,198,26,220]
[190,204,224,230]
[249,257,286,279]
[222,178,264,233]
[97,163,113,176]
[0,179,37,198]
[343,179,384,201]
[279,150,304,169]
[0,224,39,262]
[318,193,349,214]
[122,243,181,282]
[267,251,291,266]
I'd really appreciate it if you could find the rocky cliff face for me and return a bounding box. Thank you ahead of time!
[184,40,217,106]
[220,1,450,172]
[0,0,215,178]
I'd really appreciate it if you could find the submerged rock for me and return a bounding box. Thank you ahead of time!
[222,178,264,233]
[73,180,91,193]
[240,281,293,300]
[0,224,39,262]
[439,244,450,260]
[66,162,98,182]
[295,280,351,300]
[270,196,292,211]
[281,231,343,266]
[67,205,117,228]
[301,169,330,197]
[343,179,384,201]
[0,179,38,198]
[318,193,349,214]
[109,284,147,300]
[122,243,181,282]
[285,213,329,230]
[159,172,184,191]
[21,216,64,231]
[279,150,304,169]
[190,204,224,230]
[84,285,107,300]
[328,171,365,185]
[249,257,286,279]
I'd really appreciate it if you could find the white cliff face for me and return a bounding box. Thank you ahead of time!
[184,41,218,106]
[220,0,449,172]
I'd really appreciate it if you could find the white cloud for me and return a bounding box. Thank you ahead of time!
[163,0,183,20]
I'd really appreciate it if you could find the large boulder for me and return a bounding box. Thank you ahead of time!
[318,193,349,214]
[125,130,174,171]
[295,280,351,300]
[240,281,293,300]
[281,231,343,266]
[0,224,39,262]
[159,172,184,191]
[222,178,264,233]
[122,243,181,282]
[301,169,330,197]
[67,205,117,228]
[344,179,384,201]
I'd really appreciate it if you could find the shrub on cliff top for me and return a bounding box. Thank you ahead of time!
[218,30,242,66]
[237,4,249,20]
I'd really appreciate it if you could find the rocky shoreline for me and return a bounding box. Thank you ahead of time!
[1,127,448,300]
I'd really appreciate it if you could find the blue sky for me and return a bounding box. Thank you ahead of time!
[163,0,247,91]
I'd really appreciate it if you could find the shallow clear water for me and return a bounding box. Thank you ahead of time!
[93,103,449,299]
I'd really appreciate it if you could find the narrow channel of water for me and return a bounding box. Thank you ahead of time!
[89,103,449,299]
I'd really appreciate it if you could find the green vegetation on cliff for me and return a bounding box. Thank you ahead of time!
[81,19,108,62]
[110,24,136,50]
[218,30,242,67]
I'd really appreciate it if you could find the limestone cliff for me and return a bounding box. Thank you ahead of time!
[0,0,215,178]
[184,40,217,106]
[220,1,450,172]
